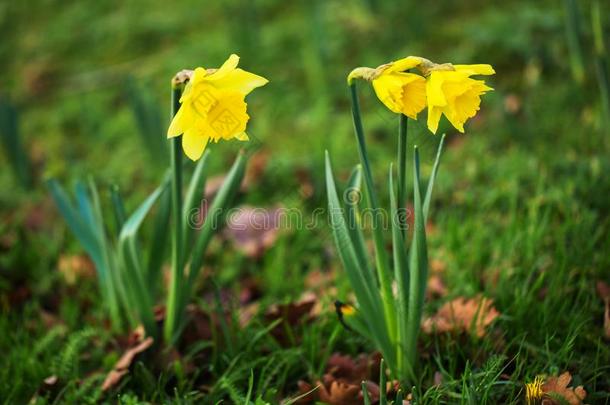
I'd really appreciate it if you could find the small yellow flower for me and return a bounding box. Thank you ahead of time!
[349,56,427,120]
[425,63,495,134]
[525,375,544,405]
[167,54,268,161]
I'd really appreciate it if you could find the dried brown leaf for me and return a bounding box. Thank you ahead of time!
[294,352,383,404]
[422,296,499,337]
[101,337,153,391]
[541,371,587,405]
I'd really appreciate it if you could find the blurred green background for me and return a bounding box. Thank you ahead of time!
[1,0,609,403]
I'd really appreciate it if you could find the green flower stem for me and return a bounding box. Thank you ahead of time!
[348,82,396,340]
[164,85,184,343]
[397,114,408,235]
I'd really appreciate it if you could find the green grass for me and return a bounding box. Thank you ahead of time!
[1,0,610,403]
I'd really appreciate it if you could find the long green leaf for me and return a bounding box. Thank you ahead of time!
[118,180,168,335]
[0,98,31,188]
[183,149,210,250]
[88,179,123,327]
[405,147,429,381]
[345,165,373,283]
[423,134,445,221]
[325,152,393,365]
[110,185,127,234]
[188,151,247,284]
[389,165,411,380]
[47,179,100,266]
[349,83,394,338]
[147,186,171,288]
[124,77,166,162]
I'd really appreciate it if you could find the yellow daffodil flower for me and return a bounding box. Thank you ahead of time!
[525,376,544,405]
[348,56,427,119]
[425,64,495,134]
[167,54,268,161]
[372,57,427,119]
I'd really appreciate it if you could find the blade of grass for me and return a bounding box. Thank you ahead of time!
[592,0,610,130]
[362,381,372,405]
[563,0,585,83]
[379,358,387,405]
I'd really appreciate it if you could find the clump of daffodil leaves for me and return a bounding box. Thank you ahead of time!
[163,54,268,343]
[327,56,494,385]
[49,54,268,346]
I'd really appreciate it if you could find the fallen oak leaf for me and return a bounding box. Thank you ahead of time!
[422,296,499,337]
[326,352,381,382]
[318,377,364,405]
[295,352,384,404]
[541,371,587,405]
[101,337,153,391]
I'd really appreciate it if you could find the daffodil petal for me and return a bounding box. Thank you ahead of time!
[373,72,426,118]
[180,67,208,103]
[168,107,185,137]
[398,74,427,119]
[427,106,443,134]
[386,56,424,73]
[372,74,404,114]
[453,64,495,76]
[182,130,209,161]
[426,71,449,107]
[234,132,249,141]
[210,54,240,80]
[213,68,269,96]
[203,92,249,141]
